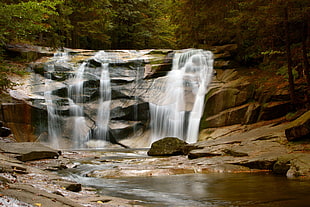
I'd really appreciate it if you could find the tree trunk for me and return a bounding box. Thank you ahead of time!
[284,7,296,107]
[302,16,310,107]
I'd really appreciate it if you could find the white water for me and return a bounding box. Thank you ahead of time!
[150,49,213,144]
[44,52,71,148]
[68,62,89,148]
[43,49,212,148]
[96,63,111,140]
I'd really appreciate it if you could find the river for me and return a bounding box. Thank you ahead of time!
[59,149,310,207]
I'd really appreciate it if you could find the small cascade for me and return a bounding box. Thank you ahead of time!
[69,62,87,103]
[68,62,88,148]
[95,63,111,140]
[44,51,71,148]
[149,49,213,144]
[44,90,60,148]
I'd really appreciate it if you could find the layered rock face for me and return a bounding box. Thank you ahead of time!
[199,45,295,140]
[2,49,178,148]
[1,44,301,148]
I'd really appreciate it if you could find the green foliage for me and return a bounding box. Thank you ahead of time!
[276,65,299,80]
[108,0,175,49]
[0,0,63,46]
[261,50,284,56]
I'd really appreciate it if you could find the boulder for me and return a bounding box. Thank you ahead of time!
[147,137,188,156]
[53,179,82,192]
[0,142,60,161]
[285,110,310,141]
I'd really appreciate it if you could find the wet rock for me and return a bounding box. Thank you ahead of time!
[206,164,251,173]
[147,137,188,156]
[287,154,310,179]
[0,142,60,161]
[285,110,310,141]
[273,155,294,175]
[274,153,310,179]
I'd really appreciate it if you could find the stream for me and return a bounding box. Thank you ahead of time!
[59,149,310,207]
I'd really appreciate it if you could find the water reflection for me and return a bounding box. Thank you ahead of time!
[66,172,310,207]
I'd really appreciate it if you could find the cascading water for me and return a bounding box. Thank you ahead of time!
[149,49,213,144]
[40,49,212,149]
[95,63,111,140]
[44,52,71,148]
[68,62,89,148]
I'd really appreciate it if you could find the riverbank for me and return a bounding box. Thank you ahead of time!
[0,112,309,206]
[0,138,144,206]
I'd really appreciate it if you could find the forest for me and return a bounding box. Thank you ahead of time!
[0,0,309,107]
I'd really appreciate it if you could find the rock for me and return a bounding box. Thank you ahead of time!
[204,78,254,116]
[5,43,54,61]
[53,179,82,192]
[0,142,60,161]
[147,137,188,156]
[1,102,47,142]
[206,163,251,173]
[0,126,11,137]
[285,110,310,141]
[213,44,238,55]
[188,148,223,159]
[201,103,252,128]
[1,183,84,207]
[273,154,295,175]
[274,153,310,179]
[223,149,248,157]
[259,101,293,121]
[0,159,28,174]
[144,63,171,79]
[213,60,233,69]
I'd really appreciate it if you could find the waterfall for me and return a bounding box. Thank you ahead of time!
[44,51,70,148]
[41,49,212,149]
[95,63,111,140]
[149,49,213,144]
[68,62,88,148]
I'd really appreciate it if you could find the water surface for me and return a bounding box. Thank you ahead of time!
[62,150,310,207]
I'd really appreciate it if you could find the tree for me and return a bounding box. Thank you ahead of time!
[108,0,175,49]
[0,0,63,93]
[63,0,112,49]
[0,0,63,48]
[172,0,235,48]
